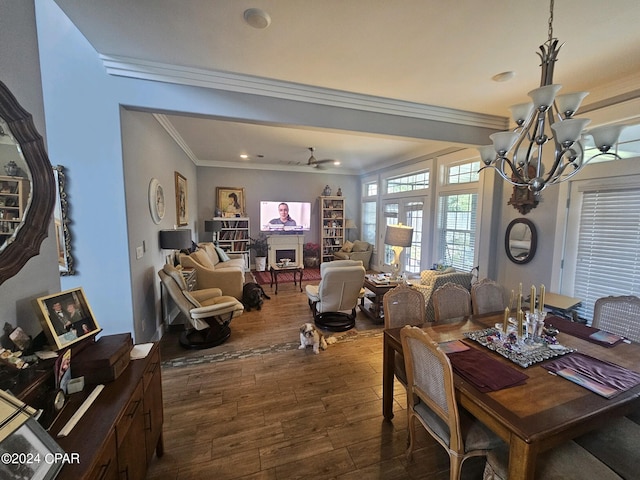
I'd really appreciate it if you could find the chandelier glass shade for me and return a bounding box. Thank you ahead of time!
[478,0,625,194]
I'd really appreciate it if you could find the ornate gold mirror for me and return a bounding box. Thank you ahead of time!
[0,81,55,286]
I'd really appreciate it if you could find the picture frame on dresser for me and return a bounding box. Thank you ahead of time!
[174,171,188,226]
[0,416,65,480]
[35,287,101,351]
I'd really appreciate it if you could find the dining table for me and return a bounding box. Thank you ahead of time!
[383,311,640,479]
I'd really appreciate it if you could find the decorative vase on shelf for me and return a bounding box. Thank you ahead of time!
[336,187,342,196]
[4,161,18,177]
[322,185,331,196]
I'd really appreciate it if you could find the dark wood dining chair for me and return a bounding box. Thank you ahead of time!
[401,326,503,480]
[592,295,640,343]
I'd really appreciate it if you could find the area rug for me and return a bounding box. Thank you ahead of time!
[162,328,382,369]
[253,268,321,285]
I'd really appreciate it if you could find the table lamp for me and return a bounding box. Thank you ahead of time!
[159,228,192,265]
[384,224,413,280]
[204,219,223,245]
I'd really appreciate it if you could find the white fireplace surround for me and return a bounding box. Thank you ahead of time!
[267,235,305,267]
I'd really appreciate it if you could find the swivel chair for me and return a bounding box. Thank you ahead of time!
[158,264,244,349]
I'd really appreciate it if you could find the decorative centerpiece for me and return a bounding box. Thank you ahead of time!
[303,242,320,268]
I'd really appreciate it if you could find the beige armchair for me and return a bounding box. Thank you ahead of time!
[158,264,244,348]
[305,259,365,331]
[413,269,473,322]
[333,240,372,269]
[179,246,244,300]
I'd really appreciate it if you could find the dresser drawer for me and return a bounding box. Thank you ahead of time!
[115,381,143,448]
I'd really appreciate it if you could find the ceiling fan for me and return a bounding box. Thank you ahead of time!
[306,147,340,169]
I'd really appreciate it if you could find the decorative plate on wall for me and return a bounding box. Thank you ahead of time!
[148,178,165,224]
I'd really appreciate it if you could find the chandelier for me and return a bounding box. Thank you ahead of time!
[478,0,625,194]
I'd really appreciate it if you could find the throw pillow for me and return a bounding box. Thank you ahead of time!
[342,240,354,253]
[191,249,215,269]
[352,240,369,252]
[214,246,231,263]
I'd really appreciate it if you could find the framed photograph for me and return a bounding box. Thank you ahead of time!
[216,187,245,217]
[175,171,188,226]
[0,417,65,480]
[35,287,102,351]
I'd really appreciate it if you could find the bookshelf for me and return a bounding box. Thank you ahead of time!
[319,196,345,263]
[214,217,250,270]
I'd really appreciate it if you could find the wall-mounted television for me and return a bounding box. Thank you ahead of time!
[259,201,312,232]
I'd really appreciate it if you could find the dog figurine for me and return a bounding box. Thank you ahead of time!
[242,282,271,311]
[298,323,336,354]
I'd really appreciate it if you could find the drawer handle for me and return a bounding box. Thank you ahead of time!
[96,459,112,480]
[126,399,141,418]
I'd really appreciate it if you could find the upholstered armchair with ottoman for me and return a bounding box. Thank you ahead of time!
[179,242,245,300]
[332,240,373,269]
[413,268,473,322]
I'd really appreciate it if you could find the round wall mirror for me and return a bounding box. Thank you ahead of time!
[0,81,55,286]
[505,218,537,264]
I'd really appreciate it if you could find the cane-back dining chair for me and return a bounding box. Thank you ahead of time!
[383,283,426,386]
[432,282,471,323]
[471,278,506,315]
[592,295,640,343]
[400,326,503,480]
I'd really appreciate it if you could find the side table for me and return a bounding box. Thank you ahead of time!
[269,264,303,294]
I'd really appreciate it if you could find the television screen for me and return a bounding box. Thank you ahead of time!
[260,201,312,232]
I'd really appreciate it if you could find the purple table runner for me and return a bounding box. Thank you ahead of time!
[542,352,640,398]
[545,316,624,347]
[448,347,528,393]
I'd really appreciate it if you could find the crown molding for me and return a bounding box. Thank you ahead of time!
[101,55,507,130]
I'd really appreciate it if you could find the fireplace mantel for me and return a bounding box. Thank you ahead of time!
[267,235,305,266]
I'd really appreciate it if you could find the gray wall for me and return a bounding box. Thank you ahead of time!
[0,0,60,337]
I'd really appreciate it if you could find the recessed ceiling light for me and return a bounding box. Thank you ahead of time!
[240,154,249,159]
[243,8,271,29]
[492,71,516,82]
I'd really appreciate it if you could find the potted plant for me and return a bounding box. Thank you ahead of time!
[248,233,268,271]
[303,242,320,268]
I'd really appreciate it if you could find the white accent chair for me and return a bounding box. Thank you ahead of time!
[158,264,244,349]
[305,260,365,331]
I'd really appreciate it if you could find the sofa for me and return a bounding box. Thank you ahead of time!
[179,242,245,300]
[332,240,372,269]
[412,268,473,322]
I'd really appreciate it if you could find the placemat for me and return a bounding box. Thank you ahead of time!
[448,347,528,393]
[542,352,640,398]
[545,316,624,347]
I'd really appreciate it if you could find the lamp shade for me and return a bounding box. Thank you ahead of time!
[204,220,223,233]
[159,229,192,250]
[384,224,413,247]
[345,219,357,229]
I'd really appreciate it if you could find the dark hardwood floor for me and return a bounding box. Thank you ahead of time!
[147,279,486,479]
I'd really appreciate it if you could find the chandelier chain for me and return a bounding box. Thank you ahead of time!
[548,0,554,43]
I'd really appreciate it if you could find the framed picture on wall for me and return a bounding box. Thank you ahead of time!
[175,171,188,226]
[216,187,245,217]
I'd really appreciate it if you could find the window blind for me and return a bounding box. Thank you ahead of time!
[574,187,640,323]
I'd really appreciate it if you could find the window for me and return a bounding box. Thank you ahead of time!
[364,182,378,197]
[446,161,480,184]
[572,187,640,322]
[383,203,399,265]
[362,201,377,246]
[404,201,423,274]
[437,193,477,271]
[386,171,429,194]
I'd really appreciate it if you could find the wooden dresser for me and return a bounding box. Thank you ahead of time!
[48,342,164,479]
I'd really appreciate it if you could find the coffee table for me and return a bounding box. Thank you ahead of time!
[269,263,303,294]
[360,277,399,321]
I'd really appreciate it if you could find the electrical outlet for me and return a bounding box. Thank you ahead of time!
[136,246,144,259]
